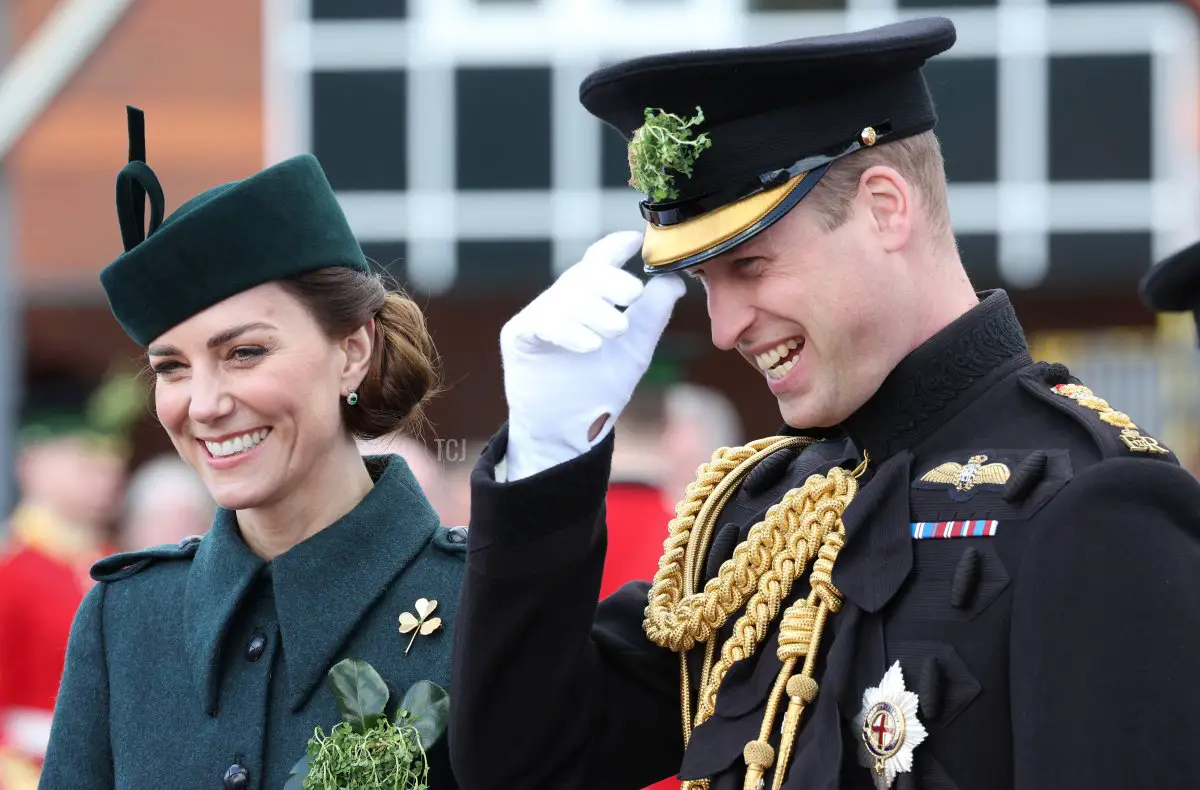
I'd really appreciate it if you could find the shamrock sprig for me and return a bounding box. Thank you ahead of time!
[285,659,449,790]
[627,106,713,203]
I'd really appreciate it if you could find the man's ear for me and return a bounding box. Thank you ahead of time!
[858,165,912,253]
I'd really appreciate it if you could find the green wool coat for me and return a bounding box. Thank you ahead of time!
[38,455,465,790]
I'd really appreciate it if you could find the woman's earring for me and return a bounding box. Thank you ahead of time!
[346,389,359,406]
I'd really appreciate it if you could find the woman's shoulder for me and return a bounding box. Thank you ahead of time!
[67,538,202,652]
[385,524,468,598]
[428,525,468,558]
[410,524,469,586]
[88,534,203,591]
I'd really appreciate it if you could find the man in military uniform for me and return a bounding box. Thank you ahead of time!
[449,17,1200,790]
[1141,237,1200,342]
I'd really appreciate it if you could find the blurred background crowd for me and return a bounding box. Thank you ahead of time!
[0,0,1199,787]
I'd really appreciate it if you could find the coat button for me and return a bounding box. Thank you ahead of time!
[223,764,248,790]
[448,526,468,544]
[246,634,266,662]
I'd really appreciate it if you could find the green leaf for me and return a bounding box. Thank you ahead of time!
[626,106,712,202]
[328,658,390,734]
[282,753,309,790]
[400,680,450,749]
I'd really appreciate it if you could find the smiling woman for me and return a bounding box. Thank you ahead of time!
[38,108,464,790]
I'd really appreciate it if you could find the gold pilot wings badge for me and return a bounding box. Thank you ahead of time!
[921,454,1010,490]
[853,661,927,790]
[915,453,1011,502]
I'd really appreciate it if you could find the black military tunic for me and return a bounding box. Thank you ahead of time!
[449,290,1200,789]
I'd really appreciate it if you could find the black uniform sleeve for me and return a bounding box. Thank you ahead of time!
[1010,457,1200,789]
[449,426,683,790]
[40,583,115,789]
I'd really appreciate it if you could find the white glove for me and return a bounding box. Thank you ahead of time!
[499,231,687,482]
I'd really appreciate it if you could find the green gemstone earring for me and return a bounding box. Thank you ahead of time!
[346,390,359,406]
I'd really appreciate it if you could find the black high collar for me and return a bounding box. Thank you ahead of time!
[783,289,1032,462]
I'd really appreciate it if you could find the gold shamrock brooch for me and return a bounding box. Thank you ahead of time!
[398,598,442,655]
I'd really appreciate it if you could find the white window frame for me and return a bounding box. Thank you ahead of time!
[263,0,1200,294]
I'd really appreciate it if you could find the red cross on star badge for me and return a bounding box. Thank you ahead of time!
[852,662,928,790]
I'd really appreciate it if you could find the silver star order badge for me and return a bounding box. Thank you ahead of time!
[852,661,928,790]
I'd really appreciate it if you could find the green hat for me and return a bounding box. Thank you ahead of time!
[100,107,369,346]
[19,369,144,455]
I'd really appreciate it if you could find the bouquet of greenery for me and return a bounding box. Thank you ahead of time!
[285,658,449,790]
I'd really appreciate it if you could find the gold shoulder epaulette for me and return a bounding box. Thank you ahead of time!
[1050,383,1170,456]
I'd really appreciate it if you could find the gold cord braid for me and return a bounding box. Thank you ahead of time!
[655,437,810,749]
[646,438,867,790]
[692,473,856,729]
[644,437,814,653]
[756,532,844,790]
